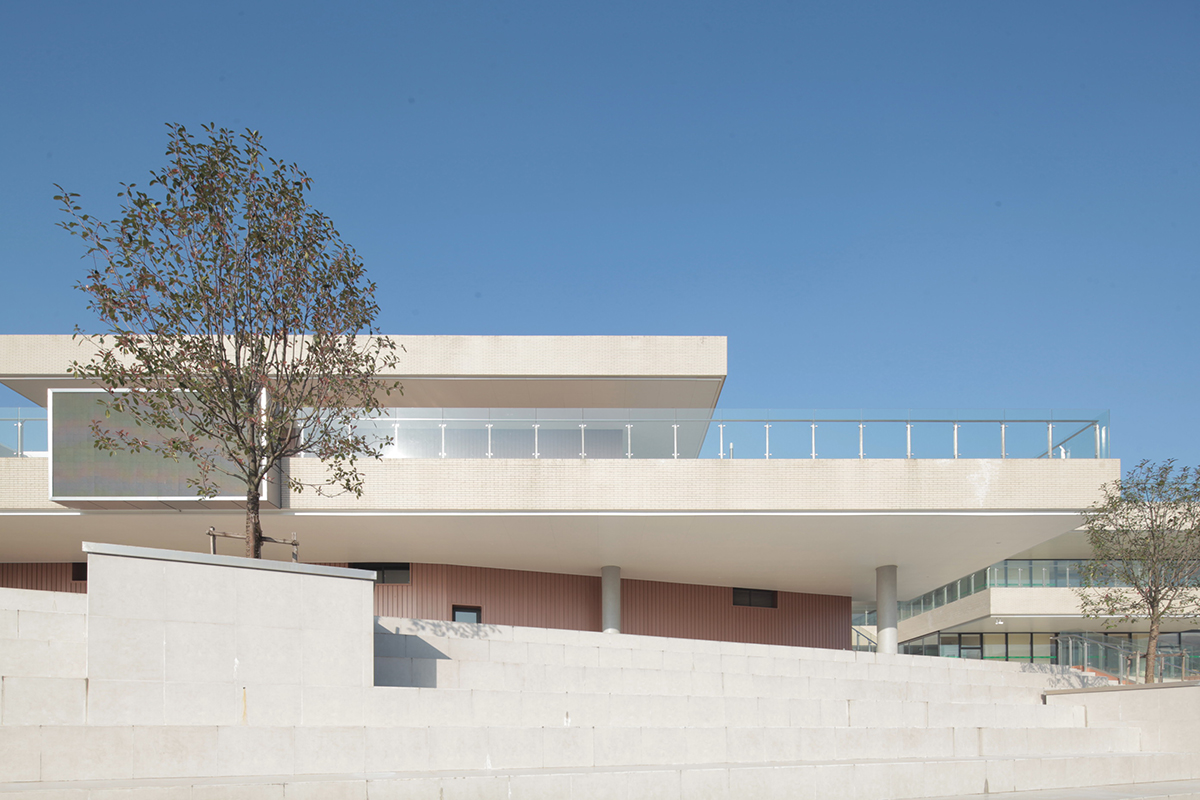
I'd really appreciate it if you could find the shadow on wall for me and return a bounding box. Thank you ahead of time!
[373,618,506,687]
[1018,662,1110,690]
[388,618,505,639]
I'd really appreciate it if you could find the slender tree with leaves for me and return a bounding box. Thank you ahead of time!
[1077,460,1200,683]
[56,123,400,558]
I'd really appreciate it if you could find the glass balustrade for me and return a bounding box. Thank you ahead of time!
[899,559,1100,621]
[0,408,48,457]
[5,405,1112,461]
[316,407,1112,461]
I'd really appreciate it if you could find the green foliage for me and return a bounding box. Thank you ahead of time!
[55,123,400,557]
[1077,460,1200,681]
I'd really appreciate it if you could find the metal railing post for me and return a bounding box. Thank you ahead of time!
[764,424,771,459]
[625,424,633,458]
[1094,423,1101,459]
[486,424,493,458]
[718,423,724,459]
[532,424,540,459]
[1047,422,1054,459]
[953,423,959,459]
[906,423,912,459]
[439,423,447,458]
[858,423,865,459]
[1000,423,1007,458]
[672,424,679,459]
[811,423,817,459]
[579,424,586,459]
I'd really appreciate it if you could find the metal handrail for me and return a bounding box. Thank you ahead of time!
[1054,633,1194,684]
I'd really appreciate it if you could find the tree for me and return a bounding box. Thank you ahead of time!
[1077,460,1200,683]
[55,123,400,558]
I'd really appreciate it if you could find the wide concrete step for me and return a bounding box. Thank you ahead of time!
[0,723,1148,781]
[376,654,1083,707]
[362,686,1086,731]
[0,638,86,679]
[376,617,1107,692]
[0,587,87,615]
[0,753,1195,799]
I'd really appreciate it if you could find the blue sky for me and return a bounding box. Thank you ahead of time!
[1,2,1197,465]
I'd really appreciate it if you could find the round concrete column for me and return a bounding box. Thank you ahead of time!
[601,565,621,634]
[876,564,898,655]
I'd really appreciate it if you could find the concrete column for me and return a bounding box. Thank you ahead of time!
[601,565,621,634]
[876,564,898,655]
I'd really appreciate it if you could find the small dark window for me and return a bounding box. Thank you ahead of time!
[452,605,482,624]
[71,562,87,582]
[349,562,410,584]
[733,587,777,608]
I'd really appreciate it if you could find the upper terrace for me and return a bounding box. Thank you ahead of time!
[0,334,1119,605]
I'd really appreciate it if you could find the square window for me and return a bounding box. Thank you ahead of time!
[453,605,482,624]
[71,562,87,582]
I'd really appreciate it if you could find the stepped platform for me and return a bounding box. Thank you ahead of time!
[2,547,1196,798]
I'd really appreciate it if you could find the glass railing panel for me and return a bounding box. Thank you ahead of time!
[489,420,537,459]
[958,421,1009,459]
[386,420,442,459]
[808,412,863,459]
[31,403,1111,461]
[0,409,49,456]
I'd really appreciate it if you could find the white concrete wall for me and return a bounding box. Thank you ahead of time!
[0,334,728,381]
[1046,683,1200,756]
[288,456,1118,512]
[1,544,1197,799]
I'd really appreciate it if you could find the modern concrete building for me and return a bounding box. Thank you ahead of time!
[5,334,1200,798]
[0,334,1120,658]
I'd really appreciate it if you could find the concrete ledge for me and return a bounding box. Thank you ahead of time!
[82,542,375,581]
[1045,681,1200,697]
[0,756,1196,799]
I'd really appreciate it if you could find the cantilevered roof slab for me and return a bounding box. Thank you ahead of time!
[0,456,1117,602]
[0,334,727,410]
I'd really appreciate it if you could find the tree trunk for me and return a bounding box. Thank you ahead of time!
[245,486,263,559]
[1145,617,1160,684]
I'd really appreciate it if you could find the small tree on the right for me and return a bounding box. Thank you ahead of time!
[1077,460,1200,683]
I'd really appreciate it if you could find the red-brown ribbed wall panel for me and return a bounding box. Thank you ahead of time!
[373,563,602,632]
[0,563,87,593]
[621,578,850,650]
[372,563,849,650]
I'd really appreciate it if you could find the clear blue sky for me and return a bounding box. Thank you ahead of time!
[1,2,1197,465]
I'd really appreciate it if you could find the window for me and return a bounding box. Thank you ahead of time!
[349,562,410,584]
[71,562,87,582]
[732,587,777,608]
[453,605,482,624]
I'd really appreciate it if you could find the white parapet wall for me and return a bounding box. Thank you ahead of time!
[2,542,1199,799]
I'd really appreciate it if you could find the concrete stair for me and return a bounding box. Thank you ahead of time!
[356,617,1199,798]
[0,599,1194,798]
[0,587,87,728]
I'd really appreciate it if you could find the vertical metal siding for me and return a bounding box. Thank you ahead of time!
[372,563,602,632]
[0,563,88,593]
[621,578,850,649]
[368,562,849,649]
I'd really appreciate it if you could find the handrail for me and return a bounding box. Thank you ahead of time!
[10,404,1114,460]
[851,627,878,653]
[1054,633,1195,685]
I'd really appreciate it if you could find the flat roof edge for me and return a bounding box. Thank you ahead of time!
[81,541,376,581]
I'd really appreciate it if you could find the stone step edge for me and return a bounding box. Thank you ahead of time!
[376,619,1074,671]
[930,777,1200,800]
[2,751,1190,793]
